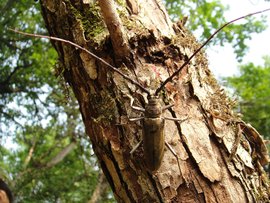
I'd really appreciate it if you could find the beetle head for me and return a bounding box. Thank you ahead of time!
[145,95,162,118]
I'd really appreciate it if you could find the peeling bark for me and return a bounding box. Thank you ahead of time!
[39,0,270,202]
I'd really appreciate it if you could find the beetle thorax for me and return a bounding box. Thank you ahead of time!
[144,95,162,118]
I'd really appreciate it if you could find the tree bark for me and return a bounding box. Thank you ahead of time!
[39,0,270,202]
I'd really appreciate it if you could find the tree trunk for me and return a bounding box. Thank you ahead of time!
[39,0,270,202]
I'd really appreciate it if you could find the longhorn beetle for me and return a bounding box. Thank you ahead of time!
[10,8,270,172]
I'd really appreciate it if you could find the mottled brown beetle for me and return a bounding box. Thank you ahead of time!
[10,7,270,172]
[128,95,183,171]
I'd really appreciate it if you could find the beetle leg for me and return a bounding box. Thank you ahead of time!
[163,117,188,123]
[163,117,182,121]
[125,94,145,112]
[162,103,174,111]
[130,140,143,154]
[165,141,177,156]
[129,117,144,121]
[165,141,181,173]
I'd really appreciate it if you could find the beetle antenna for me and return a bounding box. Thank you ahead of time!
[155,8,270,95]
[9,28,151,95]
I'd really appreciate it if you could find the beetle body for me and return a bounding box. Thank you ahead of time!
[129,95,177,172]
[143,96,165,171]
[143,117,165,171]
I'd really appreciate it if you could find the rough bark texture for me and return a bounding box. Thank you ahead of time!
[39,0,270,202]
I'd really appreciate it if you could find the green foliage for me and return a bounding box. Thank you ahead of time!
[165,0,268,61]
[225,56,270,139]
[0,0,114,202]
[0,0,58,134]
[2,123,99,202]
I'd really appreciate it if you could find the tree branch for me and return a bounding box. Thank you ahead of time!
[88,172,109,203]
[98,0,130,60]
[46,142,77,168]
[23,141,36,168]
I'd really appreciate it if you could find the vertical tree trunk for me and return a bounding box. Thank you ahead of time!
[39,0,269,202]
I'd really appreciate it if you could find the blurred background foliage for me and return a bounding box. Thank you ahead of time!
[225,56,270,139]
[165,0,267,60]
[0,0,269,202]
